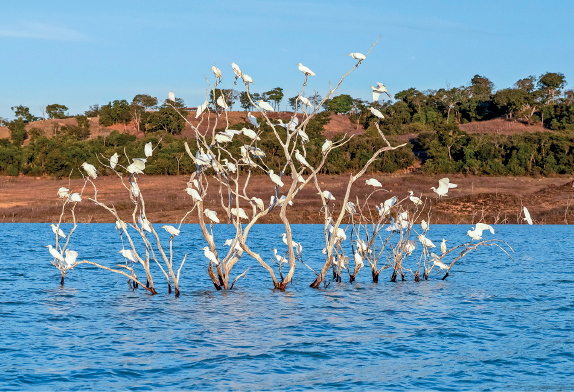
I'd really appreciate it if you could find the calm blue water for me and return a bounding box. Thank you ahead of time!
[1,223,572,390]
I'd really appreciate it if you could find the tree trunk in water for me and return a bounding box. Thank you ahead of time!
[414,271,420,282]
[60,271,65,285]
[310,274,323,288]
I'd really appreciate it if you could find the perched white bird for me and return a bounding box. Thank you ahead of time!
[57,187,70,199]
[334,255,348,271]
[215,133,233,144]
[268,170,284,187]
[69,193,82,202]
[369,107,384,120]
[202,246,219,265]
[231,63,242,77]
[467,223,495,240]
[127,159,146,174]
[272,249,287,265]
[222,159,237,173]
[346,201,357,214]
[196,101,208,119]
[249,146,266,158]
[81,162,97,179]
[409,190,423,206]
[418,235,436,248]
[211,66,222,79]
[353,252,364,269]
[224,239,242,252]
[185,187,202,202]
[385,217,401,232]
[231,208,249,220]
[319,190,335,201]
[297,129,310,143]
[294,150,311,168]
[405,240,416,255]
[46,245,64,263]
[242,74,253,84]
[63,249,78,268]
[431,253,448,270]
[441,239,447,254]
[327,218,347,241]
[167,91,175,102]
[431,178,458,198]
[204,209,220,223]
[247,112,259,128]
[296,63,315,76]
[370,82,391,102]
[119,248,137,263]
[144,142,153,158]
[291,172,305,184]
[348,52,366,60]
[257,100,274,112]
[251,197,264,211]
[162,225,180,236]
[130,182,140,198]
[216,96,228,109]
[278,195,294,206]
[523,207,533,225]
[299,96,312,108]
[138,215,152,232]
[366,178,382,187]
[280,233,302,258]
[421,220,429,232]
[110,153,119,169]
[50,224,65,238]
[115,220,127,231]
[356,239,368,255]
[241,128,260,140]
[322,139,333,154]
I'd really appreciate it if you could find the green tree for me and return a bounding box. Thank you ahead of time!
[538,72,567,104]
[239,92,253,111]
[46,104,68,119]
[11,105,37,123]
[131,94,158,133]
[7,119,27,146]
[84,104,101,117]
[494,88,527,120]
[324,94,353,114]
[63,115,91,140]
[265,87,284,111]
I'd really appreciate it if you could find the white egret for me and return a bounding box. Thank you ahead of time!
[431,253,448,270]
[211,66,222,79]
[398,211,409,222]
[251,197,264,211]
[195,101,208,119]
[69,193,82,202]
[377,196,397,216]
[224,239,242,252]
[231,63,242,76]
[63,249,78,268]
[268,170,284,187]
[280,233,302,258]
[334,255,348,271]
[241,128,260,140]
[144,142,153,158]
[385,217,401,232]
[202,246,219,265]
[322,139,333,153]
[249,146,266,158]
[327,218,347,241]
[204,209,220,223]
[257,100,274,112]
[57,187,70,199]
[418,235,436,248]
[278,195,294,206]
[370,82,391,102]
[346,201,357,214]
[138,215,152,232]
[291,172,305,184]
[184,187,202,202]
[241,73,253,84]
[356,239,368,254]
[354,252,364,269]
[130,181,140,198]
[296,63,315,76]
[409,191,423,206]
[50,224,65,238]
[127,159,145,174]
[369,107,384,120]
[162,225,180,236]
[348,52,366,60]
[431,178,458,197]
[299,96,312,107]
[231,208,249,220]
[294,150,311,168]
[116,220,127,231]
[110,153,119,169]
[81,162,97,179]
[405,240,416,255]
[366,178,382,187]
[297,129,310,144]
[441,239,447,255]
[119,248,137,263]
[216,96,228,109]
[467,223,495,240]
[523,207,533,225]
[167,91,175,102]
[319,190,335,201]
[46,245,64,263]
[247,112,259,128]
[215,133,233,144]
[421,220,428,232]
[222,159,237,173]
[272,249,287,265]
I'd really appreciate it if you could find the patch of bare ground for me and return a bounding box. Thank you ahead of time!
[2,173,574,225]
[459,117,547,135]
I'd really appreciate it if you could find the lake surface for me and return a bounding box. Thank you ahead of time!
[1,223,573,391]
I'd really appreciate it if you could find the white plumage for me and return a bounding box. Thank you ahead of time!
[81,162,97,179]
[418,235,436,248]
[523,207,533,225]
[204,209,220,223]
[202,246,219,266]
[162,225,180,236]
[369,107,384,120]
[370,82,391,102]
[268,170,284,187]
[322,139,333,153]
[118,248,137,263]
[296,63,315,76]
[431,178,458,197]
[110,153,119,169]
[211,66,222,79]
[348,52,366,60]
[50,224,65,238]
[231,63,242,77]
[366,178,382,187]
[467,223,495,240]
[144,142,153,158]
[168,91,175,102]
[46,245,64,263]
[57,187,70,199]
[247,112,259,128]
[257,100,274,112]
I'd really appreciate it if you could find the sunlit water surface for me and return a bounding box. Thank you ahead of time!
[1,224,572,390]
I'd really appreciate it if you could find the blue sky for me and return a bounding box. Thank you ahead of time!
[1,0,572,119]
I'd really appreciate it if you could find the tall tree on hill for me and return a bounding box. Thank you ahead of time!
[515,76,536,93]
[239,92,252,111]
[11,105,37,123]
[538,72,567,104]
[46,104,68,119]
[131,95,158,133]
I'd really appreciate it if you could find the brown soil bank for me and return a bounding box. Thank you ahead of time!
[1,173,573,224]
